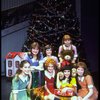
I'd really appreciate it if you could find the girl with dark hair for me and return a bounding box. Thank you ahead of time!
[10,60,32,100]
[56,66,77,97]
[43,44,58,64]
[76,62,98,100]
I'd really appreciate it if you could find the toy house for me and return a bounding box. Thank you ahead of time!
[6,52,27,77]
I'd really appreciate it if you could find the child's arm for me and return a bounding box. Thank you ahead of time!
[39,60,44,70]
[56,72,61,89]
[82,88,93,100]
[30,59,44,71]
[58,46,63,62]
[45,81,59,99]
[30,65,44,71]
[11,75,19,100]
[12,92,17,100]
[82,75,94,100]
[27,71,32,89]
[45,81,52,94]
[72,45,78,63]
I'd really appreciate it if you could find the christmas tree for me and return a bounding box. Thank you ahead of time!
[22,0,86,61]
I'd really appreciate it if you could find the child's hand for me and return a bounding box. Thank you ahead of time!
[57,63,61,69]
[57,72,61,76]
[77,96,83,100]
[49,93,59,99]
[61,88,67,93]
[47,93,55,100]
[72,59,75,64]
[28,71,32,78]
[59,57,63,63]
[71,96,78,100]
[61,87,74,95]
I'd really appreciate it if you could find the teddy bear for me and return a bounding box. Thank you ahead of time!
[59,50,74,68]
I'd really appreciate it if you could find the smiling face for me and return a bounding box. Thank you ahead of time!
[47,63,54,73]
[31,47,39,55]
[30,42,40,56]
[20,62,30,75]
[46,48,52,56]
[77,67,84,76]
[64,40,71,47]
[63,70,71,78]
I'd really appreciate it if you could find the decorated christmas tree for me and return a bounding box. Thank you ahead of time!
[22,0,86,61]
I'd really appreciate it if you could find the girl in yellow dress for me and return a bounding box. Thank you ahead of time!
[56,66,77,98]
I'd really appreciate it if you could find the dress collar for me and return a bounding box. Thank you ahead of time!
[45,70,55,79]
[19,74,28,82]
[78,76,84,82]
[63,44,72,50]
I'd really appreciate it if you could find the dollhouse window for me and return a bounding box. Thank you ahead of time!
[15,61,20,68]
[8,69,12,76]
[8,61,12,67]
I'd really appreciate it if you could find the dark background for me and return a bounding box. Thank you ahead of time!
[81,0,99,93]
[81,0,99,72]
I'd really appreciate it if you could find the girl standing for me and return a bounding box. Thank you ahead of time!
[10,60,32,100]
[58,34,78,64]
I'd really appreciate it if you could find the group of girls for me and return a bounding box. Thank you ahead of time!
[10,34,98,100]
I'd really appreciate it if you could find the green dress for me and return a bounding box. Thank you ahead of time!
[10,75,31,100]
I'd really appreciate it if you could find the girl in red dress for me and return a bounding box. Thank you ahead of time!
[44,58,59,100]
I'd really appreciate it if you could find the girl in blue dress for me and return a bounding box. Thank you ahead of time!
[10,60,32,100]
[24,42,45,99]
[24,42,44,71]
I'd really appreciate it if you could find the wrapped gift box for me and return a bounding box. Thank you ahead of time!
[54,89,74,97]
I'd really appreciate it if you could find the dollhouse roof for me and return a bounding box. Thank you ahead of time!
[6,52,25,59]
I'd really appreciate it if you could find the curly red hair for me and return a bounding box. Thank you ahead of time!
[44,58,57,69]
